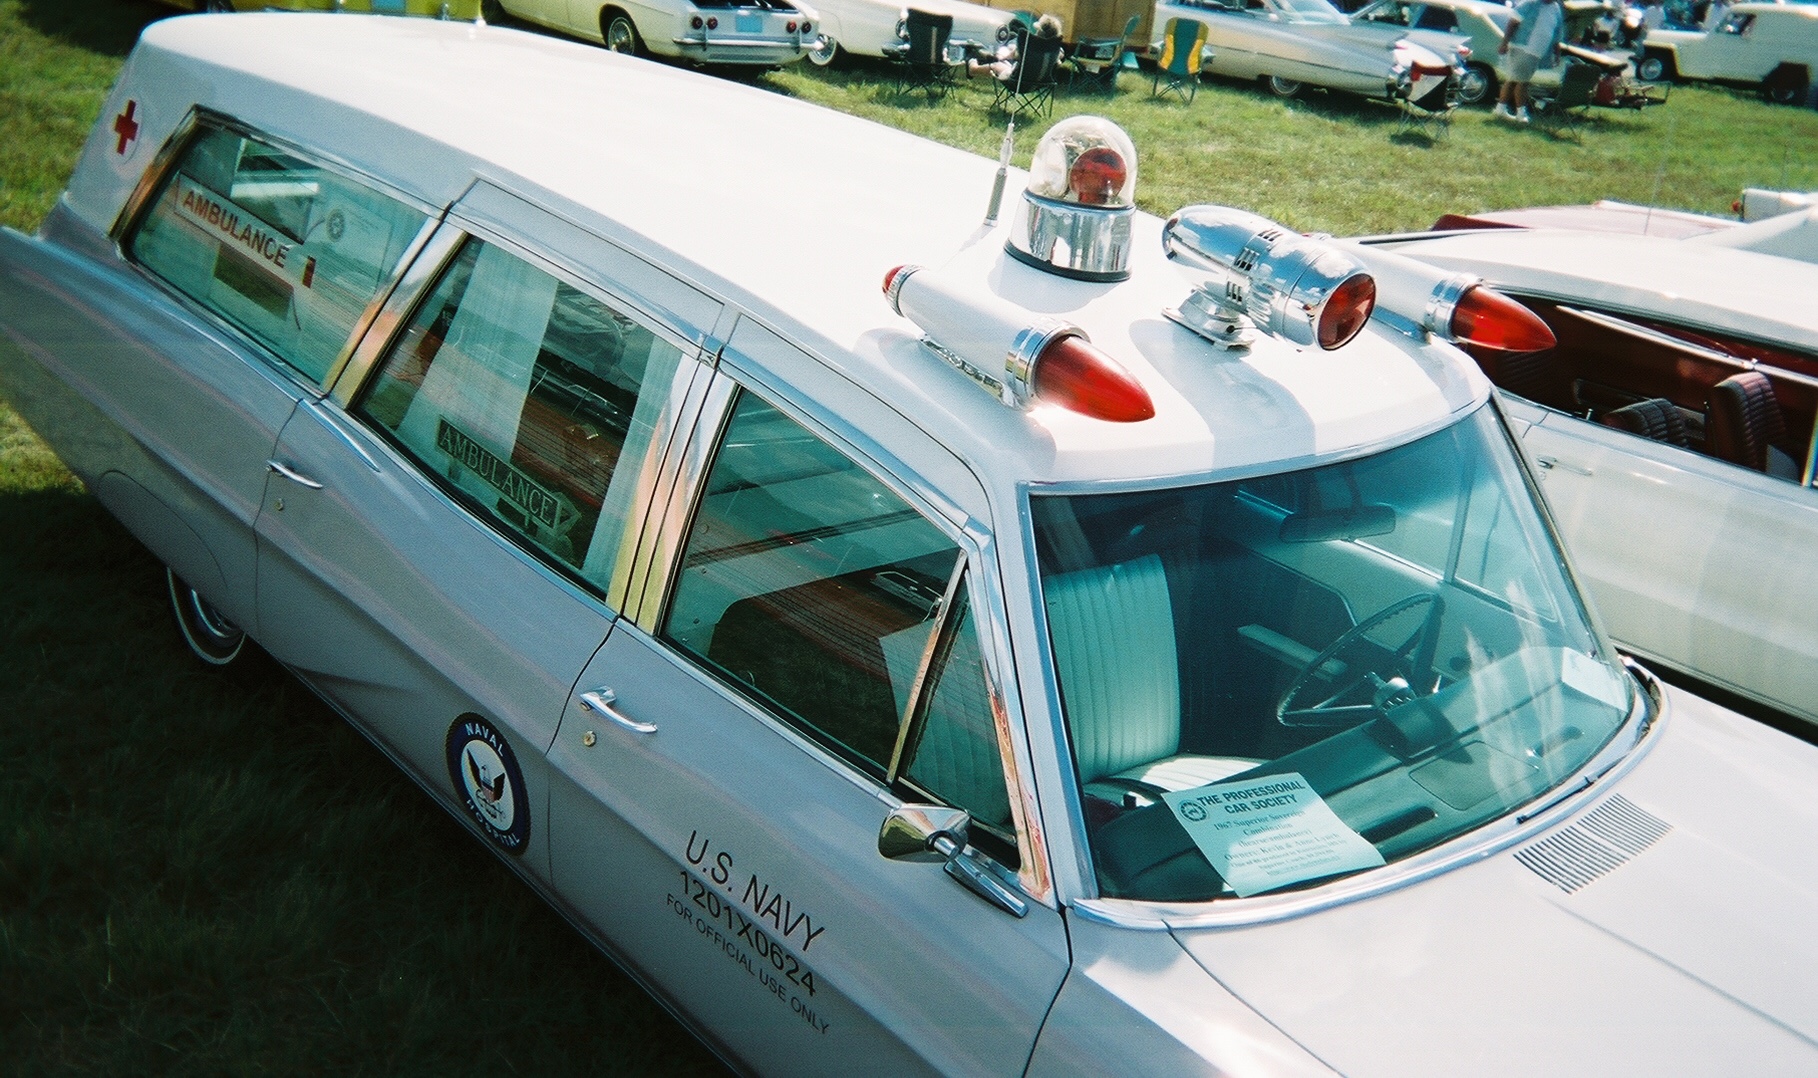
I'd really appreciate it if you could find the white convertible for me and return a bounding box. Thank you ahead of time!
[1152,0,1467,99]
[1353,225,1818,727]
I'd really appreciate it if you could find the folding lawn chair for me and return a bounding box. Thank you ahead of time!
[890,9,958,100]
[1069,13,1140,95]
[992,26,1064,118]
[1151,17,1209,103]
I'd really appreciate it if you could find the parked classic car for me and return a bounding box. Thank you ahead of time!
[1346,0,1632,103]
[1351,225,1818,727]
[1431,199,1818,262]
[1151,0,1466,98]
[802,0,1012,62]
[500,0,818,64]
[9,12,1818,1075]
[154,0,486,16]
[1637,1,1818,102]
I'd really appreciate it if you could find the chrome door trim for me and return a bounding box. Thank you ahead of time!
[627,369,736,632]
[327,220,467,406]
[612,355,711,619]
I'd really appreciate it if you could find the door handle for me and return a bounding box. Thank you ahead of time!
[578,688,656,734]
[1533,455,1593,477]
[266,459,325,489]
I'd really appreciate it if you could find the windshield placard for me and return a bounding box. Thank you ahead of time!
[1164,773,1385,897]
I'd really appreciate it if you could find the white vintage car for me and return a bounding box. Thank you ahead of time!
[804,0,1012,62]
[1152,0,1467,98]
[1352,225,1818,727]
[8,12,1818,1075]
[501,0,819,64]
[1637,1,1818,102]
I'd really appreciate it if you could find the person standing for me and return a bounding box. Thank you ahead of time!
[1495,0,1566,123]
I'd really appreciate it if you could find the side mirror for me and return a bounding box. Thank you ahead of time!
[878,804,1028,917]
[878,804,971,862]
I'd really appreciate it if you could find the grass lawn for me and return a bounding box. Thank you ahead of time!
[0,0,1813,1072]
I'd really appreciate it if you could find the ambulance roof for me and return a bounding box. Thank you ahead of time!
[75,13,1485,505]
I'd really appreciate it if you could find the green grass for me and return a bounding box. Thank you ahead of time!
[0,0,1814,1071]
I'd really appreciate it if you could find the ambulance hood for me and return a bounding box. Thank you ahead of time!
[1168,685,1818,1075]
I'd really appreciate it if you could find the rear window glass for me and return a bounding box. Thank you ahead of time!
[129,124,428,384]
[355,238,685,594]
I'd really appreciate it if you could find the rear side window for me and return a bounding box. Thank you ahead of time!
[355,238,686,595]
[129,123,428,384]
[661,391,1015,847]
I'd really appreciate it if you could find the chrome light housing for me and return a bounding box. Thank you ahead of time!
[1005,116,1138,282]
[1163,205,1377,351]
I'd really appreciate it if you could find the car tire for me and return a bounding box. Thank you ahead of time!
[480,0,505,22]
[807,34,841,65]
[167,568,247,666]
[1264,74,1303,98]
[1764,64,1810,106]
[202,0,235,10]
[1455,61,1496,106]
[1635,50,1674,82]
[601,9,644,56]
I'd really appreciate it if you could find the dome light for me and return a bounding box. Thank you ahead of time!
[1005,116,1138,282]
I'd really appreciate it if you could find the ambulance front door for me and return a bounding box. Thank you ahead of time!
[547,363,1069,1075]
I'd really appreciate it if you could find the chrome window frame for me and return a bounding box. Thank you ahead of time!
[327,215,716,620]
[631,359,1053,906]
[109,106,443,397]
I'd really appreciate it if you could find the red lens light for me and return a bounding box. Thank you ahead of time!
[1067,147,1127,207]
[1449,286,1555,353]
[1032,335,1154,423]
[1316,273,1376,350]
[706,16,718,28]
[786,20,796,31]
[801,21,811,32]
[691,15,702,27]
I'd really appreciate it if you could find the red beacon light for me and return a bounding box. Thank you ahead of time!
[1005,116,1138,282]
[1336,241,1556,355]
[884,264,1154,423]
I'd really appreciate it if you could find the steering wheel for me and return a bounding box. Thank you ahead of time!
[1276,592,1444,728]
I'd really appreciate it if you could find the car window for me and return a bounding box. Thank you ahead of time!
[355,237,685,593]
[1413,4,1457,30]
[128,123,428,385]
[1359,1,1414,25]
[1719,13,1753,34]
[661,390,1015,844]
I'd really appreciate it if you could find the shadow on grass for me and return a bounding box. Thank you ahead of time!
[15,0,167,57]
[0,483,726,1075]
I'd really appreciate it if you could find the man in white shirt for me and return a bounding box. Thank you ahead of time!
[1495,0,1565,123]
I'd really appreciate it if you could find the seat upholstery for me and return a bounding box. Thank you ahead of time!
[1706,371,1793,475]
[1600,397,1690,447]
[1044,554,1257,793]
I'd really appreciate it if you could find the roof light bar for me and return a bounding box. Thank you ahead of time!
[1163,205,1377,351]
[1337,241,1556,354]
[885,264,1154,423]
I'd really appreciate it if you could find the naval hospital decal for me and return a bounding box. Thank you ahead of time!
[446,715,530,855]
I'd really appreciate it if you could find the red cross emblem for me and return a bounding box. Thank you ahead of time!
[113,100,140,156]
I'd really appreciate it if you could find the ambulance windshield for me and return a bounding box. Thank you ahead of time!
[1032,402,1638,902]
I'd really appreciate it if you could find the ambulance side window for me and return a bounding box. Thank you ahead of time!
[353,237,685,596]
[662,391,1016,852]
[127,123,428,384]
